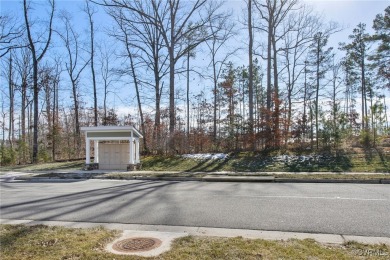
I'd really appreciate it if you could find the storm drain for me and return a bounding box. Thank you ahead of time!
[112,237,162,252]
[106,230,188,257]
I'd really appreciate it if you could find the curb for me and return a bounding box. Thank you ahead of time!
[13,176,390,184]
[274,178,388,184]
[203,176,274,182]
[127,176,200,182]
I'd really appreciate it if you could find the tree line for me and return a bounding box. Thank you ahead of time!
[0,0,389,165]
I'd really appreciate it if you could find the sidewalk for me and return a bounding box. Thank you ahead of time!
[2,169,389,184]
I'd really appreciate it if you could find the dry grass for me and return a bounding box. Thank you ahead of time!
[1,224,389,260]
[0,161,84,173]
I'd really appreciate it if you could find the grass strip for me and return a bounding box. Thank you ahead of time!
[1,224,389,260]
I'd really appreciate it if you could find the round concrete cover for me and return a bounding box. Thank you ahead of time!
[112,237,162,252]
[106,230,188,257]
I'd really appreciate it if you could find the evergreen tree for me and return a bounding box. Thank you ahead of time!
[369,6,390,88]
[340,23,371,130]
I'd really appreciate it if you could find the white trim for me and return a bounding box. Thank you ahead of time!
[81,126,134,131]
[129,131,134,164]
[86,137,90,164]
[86,137,133,141]
[94,141,99,163]
[135,139,140,163]
[131,128,143,139]
[80,126,143,138]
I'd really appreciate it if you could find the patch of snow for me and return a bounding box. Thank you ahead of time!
[182,153,229,160]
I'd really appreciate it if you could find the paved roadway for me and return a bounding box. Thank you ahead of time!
[0,179,389,237]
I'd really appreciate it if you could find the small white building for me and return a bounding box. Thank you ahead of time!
[81,126,143,171]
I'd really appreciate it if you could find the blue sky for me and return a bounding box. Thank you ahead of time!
[1,0,389,119]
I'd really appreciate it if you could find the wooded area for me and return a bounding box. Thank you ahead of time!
[1,0,389,165]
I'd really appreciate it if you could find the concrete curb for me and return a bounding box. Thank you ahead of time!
[274,178,388,184]
[13,175,390,184]
[1,218,389,245]
[202,176,275,182]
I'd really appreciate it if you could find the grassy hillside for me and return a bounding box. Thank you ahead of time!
[1,149,389,173]
[142,149,390,173]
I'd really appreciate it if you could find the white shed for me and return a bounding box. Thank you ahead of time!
[81,126,143,171]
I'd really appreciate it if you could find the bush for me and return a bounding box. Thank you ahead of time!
[0,146,17,166]
[360,130,373,148]
[38,144,51,162]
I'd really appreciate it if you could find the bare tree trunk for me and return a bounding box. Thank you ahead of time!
[8,52,14,149]
[154,79,161,151]
[23,0,54,163]
[71,80,80,156]
[1,102,5,162]
[45,75,52,158]
[332,66,337,149]
[121,28,147,151]
[315,41,320,150]
[310,101,314,150]
[384,95,389,129]
[272,33,280,149]
[303,62,308,141]
[266,20,272,118]
[153,50,162,153]
[91,19,98,127]
[58,12,90,157]
[248,0,254,150]
[362,52,368,130]
[265,20,273,149]
[213,54,217,142]
[103,75,108,125]
[186,50,190,137]
[52,72,58,161]
[21,80,27,161]
[169,41,175,138]
[130,54,147,150]
[85,1,98,126]
[32,58,39,161]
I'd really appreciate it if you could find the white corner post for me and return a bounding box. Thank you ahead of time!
[135,138,140,163]
[129,131,134,165]
[86,134,90,164]
[94,140,99,163]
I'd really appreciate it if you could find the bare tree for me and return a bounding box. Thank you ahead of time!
[106,1,169,152]
[98,43,117,126]
[247,0,254,147]
[23,0,55,163]
[253,0,298,149]
[57,11,90,155]
[14,46,32,162]
[7,52,15,148]
[280,6,321,146]
[109,10,147,150]
[85,0,99,126]
[0,15,24,58]
[150,0,223,144]
[204,1,236,143]
[51,58,61,160]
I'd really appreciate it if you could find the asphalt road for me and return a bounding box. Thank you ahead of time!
[1,179,389,237]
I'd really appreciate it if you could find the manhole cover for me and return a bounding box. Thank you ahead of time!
[112,237,162,252]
